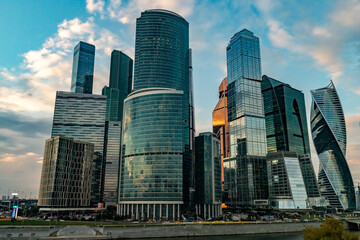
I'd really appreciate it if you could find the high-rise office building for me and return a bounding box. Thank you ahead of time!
[261,76,310,154]
[225,29,268,207]
[267,152,308,209]
[38,136,93,209]
[261,76,321,205]
[101,50,133,205]
[102,50,133,122]
[119,88,184,219]
[195,132,222,219]
[310,80,355,210]
[51,91,106,205]
[71,41,95,94]
[117,9,194,220]
[103,121,122,205]
[212,78,230,188]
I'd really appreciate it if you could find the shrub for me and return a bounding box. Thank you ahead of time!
[303,218,358,240]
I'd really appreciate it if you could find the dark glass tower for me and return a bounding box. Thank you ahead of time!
[311,81,355,210]
[102,51,133,205]
[103,121,122,205]
[225,29,268,207]
[261,76,310,154]
[195,132,222,219]
[71,41,95,94]
[102,50,133,122]
[261,76,320,200]
[118,9,193,220]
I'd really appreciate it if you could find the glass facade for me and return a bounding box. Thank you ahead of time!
[195,133,222,219]
[133,13,192,202]
[120,89,184,202]
[51,91,106,204]
[298,154,320,198]
[117,9,193,220]
[71,41,95,94]
[212,78,230,187]
[101,51,133,205]
[261,76,310,154]
[133,10,189,93]
[38,136,93,208]
[311,81,355,210]
[267,152,308,209]
[119,88,184,219]
[261,76,320,200]
[102,50,133,122]
[195,132,222,204]
[103,121,122,204]
[225,29,267,206]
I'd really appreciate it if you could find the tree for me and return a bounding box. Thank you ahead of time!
[303,218,358,240]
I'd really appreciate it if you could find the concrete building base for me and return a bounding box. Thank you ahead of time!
[117,203,182,220]
[195,204,222,219]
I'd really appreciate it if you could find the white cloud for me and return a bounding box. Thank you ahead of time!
[86,0,105,14]
[267,19,294,49]
[105,0,194,24]
[0,17,131,115]
[346,114,360,182]
[0,67,17,81]
[332,0,360,28]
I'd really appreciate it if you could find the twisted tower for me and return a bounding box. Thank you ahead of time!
[310,80,355,210]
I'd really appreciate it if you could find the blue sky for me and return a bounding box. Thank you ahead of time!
[0,0,359,198]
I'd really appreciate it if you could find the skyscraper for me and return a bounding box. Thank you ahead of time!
[119,88,184,219]
[310,80,355,210]
[261,76,321,202]
[102,50,133,122]
[267,152,308,209]
[117,9,193,219]
[102,50,133,205]
[38,136,93,209]
[71,41,95,94]
[51,91,106,205]
[212,78,230,189]
[103,121,122,205]
[225,29,268,207]
[261,76,310,154]
[195,132,222,219]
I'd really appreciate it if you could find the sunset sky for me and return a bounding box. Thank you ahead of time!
[0,0,359,198]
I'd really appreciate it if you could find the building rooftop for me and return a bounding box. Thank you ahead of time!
[230,28,255,41]
[145,9,186,20]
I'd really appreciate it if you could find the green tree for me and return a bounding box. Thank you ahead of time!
[303,218,358,240]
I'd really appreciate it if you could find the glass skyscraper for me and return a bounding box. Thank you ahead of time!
[261,76,321,202]
[310,81,355,210]
[38,136,94,209]
[102,50,133,205]
[103,121,122,205]
[267,152,308,209]
[51,91,106,205]
[212,77,230,189]
[195,132,222,219]
[119,88,184,219]
[117,9,193,220]
[102,50,133,122]
[225,29,268,207]
[71,41,95,94]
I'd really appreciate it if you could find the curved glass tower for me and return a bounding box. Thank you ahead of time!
[310,80,355,210]
[119,88,184,219]
[133,9,189,92]
[118,9,193,220]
